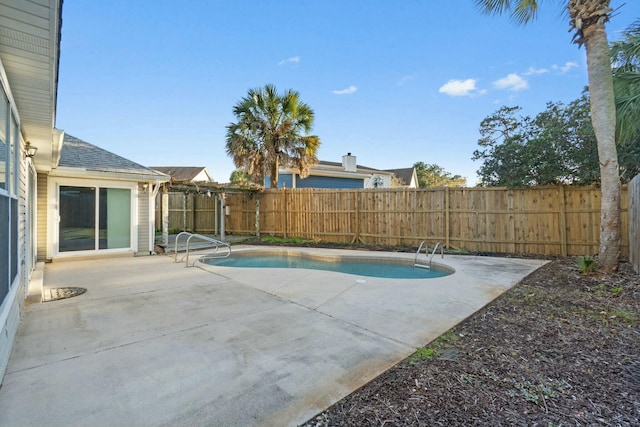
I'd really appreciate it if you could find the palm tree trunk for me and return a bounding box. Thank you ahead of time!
[270,155,279,188]
[584,21,621,272]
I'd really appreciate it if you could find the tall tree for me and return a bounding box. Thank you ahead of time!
[473,94,639,187]
[413,162,467,188]
[611,19,640,144]
[225,84,321,188]
[229,169,253,186]
[475,0,621,271]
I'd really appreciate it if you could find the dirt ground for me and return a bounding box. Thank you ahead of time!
[300,257,640,426]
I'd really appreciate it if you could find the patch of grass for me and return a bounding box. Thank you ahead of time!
[260,236,315,244]
[444,247,471,255]
[587,283,626,299]
[507,378,570,406]
[604,308,639,324]
[410,347,438,363]
[155,228,183,236]
[410,329,459,364]
[609,286,623,297]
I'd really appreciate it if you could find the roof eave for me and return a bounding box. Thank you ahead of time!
[49,166,171,183]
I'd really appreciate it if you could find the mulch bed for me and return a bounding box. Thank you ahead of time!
[302,257,640,426]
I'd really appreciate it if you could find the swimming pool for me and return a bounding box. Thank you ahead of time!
[202,251,452,279]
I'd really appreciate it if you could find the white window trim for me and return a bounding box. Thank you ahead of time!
[48,177,139,259]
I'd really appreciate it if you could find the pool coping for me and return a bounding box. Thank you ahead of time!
[198,246,456,277]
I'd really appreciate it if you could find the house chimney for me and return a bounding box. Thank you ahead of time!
[342,153,356,172]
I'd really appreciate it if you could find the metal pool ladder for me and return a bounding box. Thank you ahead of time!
[415,241,443,270]
[174,231,231,267]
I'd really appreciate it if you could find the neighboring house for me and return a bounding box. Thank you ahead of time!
[0,2,168,383]
[384,167,419,188]
[266,153,395,189]
[151,166,213,183]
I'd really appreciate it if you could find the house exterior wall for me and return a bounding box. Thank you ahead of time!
[0,0,61,384]
[0,81,29,384]
[267,173,364,189]
[192,170,211,182]
[36,174,48,261]
[364,174,392,189]
[137,183,150,255]
[297,175,364,188]
[265,174,294,188]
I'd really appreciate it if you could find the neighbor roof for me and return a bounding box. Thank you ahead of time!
[150,166,212,182]
[315,160,393,174]
[58,134,168,179]
[384,167,415,186]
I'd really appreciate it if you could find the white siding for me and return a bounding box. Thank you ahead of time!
[36,173,47,260]
[137,183,150,255]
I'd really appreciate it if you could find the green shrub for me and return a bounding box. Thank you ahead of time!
[575,255,596,275]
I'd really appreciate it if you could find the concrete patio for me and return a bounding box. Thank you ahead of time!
[0,247,546,426]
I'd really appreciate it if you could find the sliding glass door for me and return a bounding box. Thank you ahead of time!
[59,185,131,253]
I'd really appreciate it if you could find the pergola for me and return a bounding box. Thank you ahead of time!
[156,180,261,245]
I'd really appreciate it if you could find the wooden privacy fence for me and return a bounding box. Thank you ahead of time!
[629,175,640,273]
[158,185,630,258]
[155,191,220,233]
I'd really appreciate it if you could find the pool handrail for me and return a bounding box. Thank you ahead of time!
[174,231,231,267]
[415,241,444,270]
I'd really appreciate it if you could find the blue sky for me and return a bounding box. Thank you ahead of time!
[56,1,637,184]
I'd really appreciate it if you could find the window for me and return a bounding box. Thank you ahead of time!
[59,186,131,253]
[0,84,18,305]
[0,88,7,191]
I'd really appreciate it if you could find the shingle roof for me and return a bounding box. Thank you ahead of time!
[150,166,210,182]
[316,160,391,173]
[384,167,415,186]
[58,134,167,178]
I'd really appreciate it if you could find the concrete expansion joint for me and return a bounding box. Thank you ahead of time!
[314,310,416,350]
[313,282,360,311]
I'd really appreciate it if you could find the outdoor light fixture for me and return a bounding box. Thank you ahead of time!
[25,142,38,158]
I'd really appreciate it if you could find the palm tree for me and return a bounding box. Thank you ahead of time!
[611,19,640,144]
[225,84,321,188]
[475,0,621,272]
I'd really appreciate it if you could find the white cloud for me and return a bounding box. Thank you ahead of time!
[397,75,414,86]
[438,79,482,97]
[278,56,300,66]
[524,66,548,76]
[552,61,578,74]
[493,73,528,91]
[332,85,358,95]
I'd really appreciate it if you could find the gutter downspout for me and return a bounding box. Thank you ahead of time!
[149,180,162,254]
[51,129,64,168]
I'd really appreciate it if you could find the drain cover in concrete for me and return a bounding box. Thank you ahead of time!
[42,287,87,302]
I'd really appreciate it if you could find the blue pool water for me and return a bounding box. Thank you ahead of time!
[203,253,451,279]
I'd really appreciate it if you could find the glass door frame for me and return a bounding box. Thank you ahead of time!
[50,177,138,258]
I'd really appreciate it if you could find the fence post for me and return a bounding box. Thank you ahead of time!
[220,193,225,241]
[283,189,288,239]
[352,191,360,244]
[214,194,218,236]
[192,193,197,233]
[445,187,450,249]
[559,185,567,257]
[255,198,260,237]
[630,175,640,273]
[182,192,188,231]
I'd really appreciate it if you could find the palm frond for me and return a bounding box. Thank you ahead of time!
[474,0,539,24]
[225,85,321,185]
